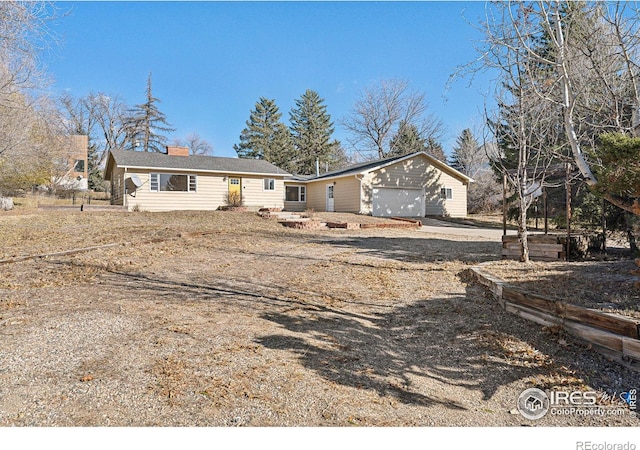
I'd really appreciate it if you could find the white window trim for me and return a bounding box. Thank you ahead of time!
[263,178,276,191]
[285,185,306,202]
[440,187,453,200]
[149,173,197,192]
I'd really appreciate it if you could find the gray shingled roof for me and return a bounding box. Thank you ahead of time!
[306,151,473,183]
[310,153,408,180]
[108,149,291,176]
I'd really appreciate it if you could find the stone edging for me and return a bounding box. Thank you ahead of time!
[470,263,640,371]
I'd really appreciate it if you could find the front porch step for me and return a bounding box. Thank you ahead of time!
[261,210,305,221]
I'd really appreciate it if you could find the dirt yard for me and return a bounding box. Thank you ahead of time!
[0,210,638,426]
[478,259,640,319]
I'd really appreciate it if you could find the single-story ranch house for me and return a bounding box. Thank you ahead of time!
[105,148,472,217]
[105,147,291,212]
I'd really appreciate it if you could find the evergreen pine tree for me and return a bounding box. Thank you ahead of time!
[233,97,295,172]
[388,121,427,157]
[425,137,447,162]
[289,90,340,175]
[87,142,105,191]
[450,129,481,175]
[125,73,174,152]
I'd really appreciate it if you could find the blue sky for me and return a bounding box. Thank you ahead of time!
[46,1,495,159]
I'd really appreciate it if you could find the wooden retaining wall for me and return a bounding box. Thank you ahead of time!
[502,234,565,261]
[471,264,640,371]
[502,233,598,261]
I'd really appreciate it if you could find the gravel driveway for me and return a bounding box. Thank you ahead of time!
[0,210,638,427]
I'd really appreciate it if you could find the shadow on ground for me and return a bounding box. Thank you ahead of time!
[256,276,640,410]
[307,236,501,264]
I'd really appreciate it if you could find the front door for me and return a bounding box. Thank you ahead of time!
[326,184,335,212]
[228,177,242,205]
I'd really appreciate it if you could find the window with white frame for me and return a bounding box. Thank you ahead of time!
[285,185,306,202]
[263,178,275,191]
[149,173,197,192]
[440,187,452,200]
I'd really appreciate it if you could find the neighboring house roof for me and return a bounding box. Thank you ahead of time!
[300,151,474,184]
[105,149,291,178]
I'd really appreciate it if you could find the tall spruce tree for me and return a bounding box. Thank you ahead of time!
[233,97,294,171]
[289,89,340,175]
[125,73,174,152]
[388,121,426,157]
[425,137,447,162]
[450,129,481,175]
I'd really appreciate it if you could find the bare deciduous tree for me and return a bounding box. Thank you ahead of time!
[466,2,640,215]
[452,1,640,259]
[460,2,566,261]
[0,1,57,102]
[59,91,130,165]
[172,132,213,156]
[341,78,444,160]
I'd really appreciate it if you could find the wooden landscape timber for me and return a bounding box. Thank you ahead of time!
[501,233,597,261]
[501,289,640,339]
[502,234,565,261]
[471,264,640,371]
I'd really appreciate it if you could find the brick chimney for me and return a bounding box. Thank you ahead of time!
[166,146,190,157]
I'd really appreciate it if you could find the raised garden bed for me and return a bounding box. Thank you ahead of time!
[502,233,603,261]
[472,263,640,371]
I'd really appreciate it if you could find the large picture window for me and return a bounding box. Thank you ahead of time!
[150,173,196,192]
[286,185,306,202]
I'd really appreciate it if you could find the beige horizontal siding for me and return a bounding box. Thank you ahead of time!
[305,175,362,212]
[370,154,439,189]
[425,170,468,217]
[122,170,285,212]
[283,201,306,212]
[110,167,125,206]
[333,176,360,212]
[239,176,285,209]
[363,154,468,217]
[305,180,327,212]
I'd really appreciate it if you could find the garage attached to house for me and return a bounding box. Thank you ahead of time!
[287,151,473,218]
[372,187,425,217]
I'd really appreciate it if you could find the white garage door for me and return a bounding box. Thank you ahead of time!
[372,188,424,217]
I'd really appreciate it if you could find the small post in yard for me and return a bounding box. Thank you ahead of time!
[602,197,607,252]
[543,186,548,234]
[502,173,507,236]
[565,162,572,261]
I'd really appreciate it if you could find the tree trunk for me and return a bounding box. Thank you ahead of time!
[518,193,530,263]
[626,213,639,257]
[554,9,598,187]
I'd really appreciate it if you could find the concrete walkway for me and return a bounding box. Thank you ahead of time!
[416,217,518,241]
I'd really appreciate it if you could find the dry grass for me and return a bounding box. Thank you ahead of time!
[479,259,640,319]
[0,209,638,426]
